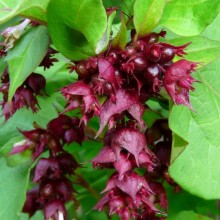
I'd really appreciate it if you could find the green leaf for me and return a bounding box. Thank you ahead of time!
[202,12,220,41]
[169,59,220,199]
[167,210,212,220]
[167,36,220,65]
[133,0,166,37]
[6,26,49,102]
[96,10,116,55]
[18,0,51,23]
[112,15,127,49]
[166,183,218,218]
[170,133,188,163]
[0,157,30,220]
[47,0,110,60]
[121,0,135,24]
[0,0,50,24]
[159,0,220,36]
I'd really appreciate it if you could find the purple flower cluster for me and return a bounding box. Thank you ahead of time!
[92,127,168,219]
[11,115,84,220]
[59,30,197,219]
[2,19,198,218]
[0,70,46,121]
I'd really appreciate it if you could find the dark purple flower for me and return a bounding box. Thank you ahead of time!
[94,172,161,219]
[47,115,85,145]
[102,171,153,200]
[53,178,75,201]
[39,47,58,70]
[149,181,168,210]
[111,128,147,166]
[26,73,46,94]
[91,58,120,101]
[22,187,41,217]
[55,152,79,174]
[163,59,198,108]
[33,158,60,182]
[0,71,46,121]
[61,81,100,125]
[43,199,66,220]
[92,146,116,168]
[96,89,145,136]
[39,178,75,202]
[10,128,62,159]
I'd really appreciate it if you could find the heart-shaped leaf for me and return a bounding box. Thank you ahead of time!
[169,59,220,199]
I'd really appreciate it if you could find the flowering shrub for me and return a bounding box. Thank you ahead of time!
[0,0,220,220]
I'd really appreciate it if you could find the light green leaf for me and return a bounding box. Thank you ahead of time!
[167,36,220,65]
[167,210,212,220]
[47,0,110,60]
[202,12,220,41]
[169,59,220,199]
[0,157,30,220]
[0,0,50,24]
[18,0,50,23]
[0,0,21,24]
[6,26,49,102]
[159,0,220,36]
[134,0,166,37]
[170,133,188,163]
[95,10,116,54]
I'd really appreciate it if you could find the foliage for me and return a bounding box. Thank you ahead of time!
[0,0,220,220]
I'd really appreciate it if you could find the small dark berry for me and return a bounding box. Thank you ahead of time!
[104,83,113,96]
[133,55,148,73]
[134,40,145,52]
[108,51,118,64]
[141,33,159,44]
[144,64,160,81]
[40,183,54,198]
[47,137,59,150]
[86,58,98,73]
[160,47,175,63]
[146,44,162,62]
[75,63,88,76]
[125,46,137,57]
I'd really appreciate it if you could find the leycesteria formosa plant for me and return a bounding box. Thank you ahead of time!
[0,1,220,220]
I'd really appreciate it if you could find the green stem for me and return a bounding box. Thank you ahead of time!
[75,173,112,220]
[75,173,100,200]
